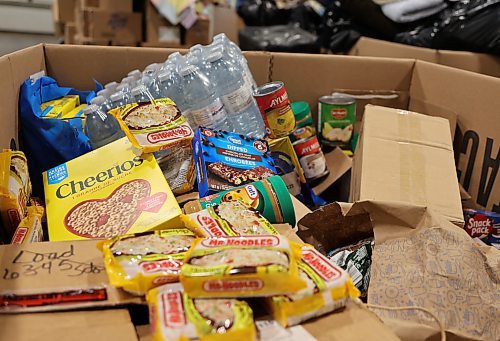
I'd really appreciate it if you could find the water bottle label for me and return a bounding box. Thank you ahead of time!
[221,86,253,114]
[191,98,227,129]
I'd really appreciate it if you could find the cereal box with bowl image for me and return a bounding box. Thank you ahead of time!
[110,96,193,154]
[43,137,182,241]
[193,127,277,197]
[0,149,32,241]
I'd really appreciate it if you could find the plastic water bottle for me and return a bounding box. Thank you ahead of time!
[127,69,142,80]
[205,49,265,138]
[156,70,186,109]
[84,104,125,149]
[109,89,131,109]
[142,63,160,88]
[131,84,155,103]
[104,81,118,92]
[97,88,112,99]
[179,63,231,131]
[90,95,112,113]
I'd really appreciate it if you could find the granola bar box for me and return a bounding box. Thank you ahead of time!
[43,138,182,241]
[193,127,277,197]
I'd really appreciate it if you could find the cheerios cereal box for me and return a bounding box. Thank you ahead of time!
[43,138,182,241]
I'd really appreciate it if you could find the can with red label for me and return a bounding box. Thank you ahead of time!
[318,94,356,148]
[292,136,329,184]
[253,81,296,139]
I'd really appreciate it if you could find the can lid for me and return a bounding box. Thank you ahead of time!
[291,101,311,121]
[267,175,296,227]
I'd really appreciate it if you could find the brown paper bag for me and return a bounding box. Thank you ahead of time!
[297,201,499,341]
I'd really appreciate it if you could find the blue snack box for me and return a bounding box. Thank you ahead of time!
[193,127,277,197]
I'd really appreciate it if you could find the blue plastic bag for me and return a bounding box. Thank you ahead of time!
[19,76,101,196]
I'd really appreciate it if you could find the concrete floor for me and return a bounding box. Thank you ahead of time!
[0,31,59,56]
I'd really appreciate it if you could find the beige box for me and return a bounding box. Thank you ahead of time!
[76,8,142,42]
[351,105,463,226]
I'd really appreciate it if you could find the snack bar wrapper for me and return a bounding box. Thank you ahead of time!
[110,98,194,154]
[10,205,45,244]
[101,228,197,295]
[180,235,305,298]
[147,282,256,341]
[268,245,360,327]
[182,200,279,237]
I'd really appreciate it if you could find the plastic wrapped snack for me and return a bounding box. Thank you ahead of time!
[110,98,193,154]
[147,282,256,341]
[182,200,279,237]
[11,205,45,244]
[0,150,32,240]
[154,146,195,195]
[180,235,305,298]
[101,228,197,295]
[269,245,360,327]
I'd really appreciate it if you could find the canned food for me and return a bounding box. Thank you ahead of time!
[254,81,296,139]
[290,126,315,142]
[318,94,356,148]
[292,136,329,183]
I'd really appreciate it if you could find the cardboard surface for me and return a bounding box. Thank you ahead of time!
[0,239,142,313]
[0,309,137,341]
[351,105,463,226]
[145,0,181,44]
[53,0,77,23]
[312,147,352,196]
[350,37,500,78]
[77,9,142,42]
[184,18,211,46]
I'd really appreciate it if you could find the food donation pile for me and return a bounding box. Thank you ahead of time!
[1,34,498,341]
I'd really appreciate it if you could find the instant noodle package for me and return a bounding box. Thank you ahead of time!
[182,200,280,237]
[101,228,196,295]
[43,138,182,241]
[180,235,305,298]
[269,245,360,327]
[10,205,44,244]
[0,149,32,240]
[147,283,256,341]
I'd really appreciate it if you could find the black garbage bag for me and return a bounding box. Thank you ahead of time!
[237,0,291,26]
[239,25,319,52]
[289,2,324,34]
[396,0,500,54]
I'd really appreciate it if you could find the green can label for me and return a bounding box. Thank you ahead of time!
[318,96,356,147]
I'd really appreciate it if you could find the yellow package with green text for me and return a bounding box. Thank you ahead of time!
[110,98,194,154]
[181,200,279,237]
[40,95,79,118]
[180,235,305,298]
[268,245,360,326]
[147,282,256,341]
[101,228,197,295]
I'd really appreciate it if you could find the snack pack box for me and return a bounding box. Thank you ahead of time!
[110,98,194,154]
[193,127,277,197]
[101,228,197,295]
[269,245,360,327]
[147,283,256,341]
[180,235,305,298]
[463,209,500,249]
[43,138,182,241]
[10,205,44,244]
[182,200,279,237]
[0,150,32,240]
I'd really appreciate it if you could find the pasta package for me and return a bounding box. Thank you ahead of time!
[101,228,196,295]
[268,245,360,327]
[11,205,44,244]
[180,235,305,298]
[147,283,256,341]
[43,138,182,241]
[182,200,279,237]
[110,98,194,154]
[0,150,32,240]
[40,95,80,119]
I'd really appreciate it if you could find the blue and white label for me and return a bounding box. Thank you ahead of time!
[47,164,68,184]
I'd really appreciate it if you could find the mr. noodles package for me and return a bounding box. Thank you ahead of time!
[268,245,360,327]
[180,235,305,298]
[110,98,193,154]
[182,200,279,237]
[147,283,256,341]
[101,228,196,295]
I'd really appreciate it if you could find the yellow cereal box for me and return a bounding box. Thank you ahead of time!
[43,137,182,241]
[0,150,32,240]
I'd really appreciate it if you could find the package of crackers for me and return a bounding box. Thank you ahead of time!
[192,127,277,197]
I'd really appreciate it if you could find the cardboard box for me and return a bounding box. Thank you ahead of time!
[212,5,244,45]
[64,22,77,44]
[0,239,142,313]
[351,105,463,226]
[145,0,181,44]
[76,8,142,42]
[100,0,133,12]
[0,309,137,341]
[350,37,500,78]
[53,0,77,23]
[183,18,211,46]
[0,44,498,210]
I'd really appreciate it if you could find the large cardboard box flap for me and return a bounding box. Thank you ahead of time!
[0,240,142,313]
[351,105,463,226]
